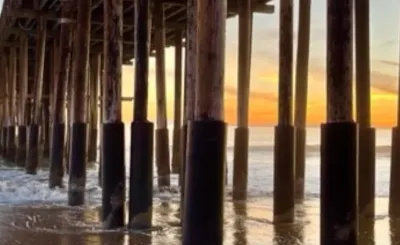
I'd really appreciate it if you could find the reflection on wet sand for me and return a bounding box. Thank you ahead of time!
[390,218,400,245]
[273,221,304,245]
[233,202,247,245]
[359,217,374,245]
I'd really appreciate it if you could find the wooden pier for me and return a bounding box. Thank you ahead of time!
[0,0,394,244]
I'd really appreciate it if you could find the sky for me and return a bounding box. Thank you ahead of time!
[119,0,400,128]
[1,0,400,127]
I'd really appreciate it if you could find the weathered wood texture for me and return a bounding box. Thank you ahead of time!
[53,0,74,124]
[32,17,47,124]
[8,47,17,126]
[71,0,91,123]
[327,0,353,122]
[183,0,196,123]
[294,0,311,129]
[18,36,28,125]
[154,2,168,129]
[195,0,226,120]
[278,0,293,126]
[103,0,123,123]
[237,0,252,127]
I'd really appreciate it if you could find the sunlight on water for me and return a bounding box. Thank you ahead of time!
[0,126,396,244]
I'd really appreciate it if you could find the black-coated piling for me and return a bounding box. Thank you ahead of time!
[128,0,154,230]
[320,0,357,244]
[273,0,295,223]
[182,0,227,243]
[49,0,74,189]
[6,48,17,163]
[294,0,311,201]
[26,17,47,175]
[68,0,91,206]
[233,0,252,201]
[101,0,126,229]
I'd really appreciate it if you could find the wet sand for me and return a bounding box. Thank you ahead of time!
[0,198,396,245]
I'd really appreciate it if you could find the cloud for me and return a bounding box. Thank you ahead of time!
[376,59,398,67]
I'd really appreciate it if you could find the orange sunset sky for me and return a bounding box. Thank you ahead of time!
[119,0,400,128]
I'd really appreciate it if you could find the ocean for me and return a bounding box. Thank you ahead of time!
[0,125,395,244]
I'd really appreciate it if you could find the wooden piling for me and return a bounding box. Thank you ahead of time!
[320,0,357,244]
[180,0,197,221]
[41,47,53,160]
[101,0,126,229]
[171,31,183,174]
[294,0,311,201]
[6,47,17,163]
[1,53,10,159]
[68,0,91,206]
[129,0,154,230]
[16,36,28,166]
[154,2,171,188]
[273,0,295,223]
[232,0,252,201]
[88,54,100,163]
[182,0,227,243]
[49,0,74,189]
[26,16,47,174]
[355,0,375,219]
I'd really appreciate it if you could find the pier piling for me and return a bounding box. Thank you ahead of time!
[294,0,311,201]
[171,31,183,175]
[273,0,295,223]
[180,0,197,221]
[154,2,171,188]
[16,36,28,167]
[68,0,91,206]
[6,47,17,163]
[233,0,252,201]
[355,0,375,219]
[182,0,227,243]
[26,16,46,175]
[320,0,358,244]
[49,0,74,189]
[128,0,154,230]
[101,0,126,229]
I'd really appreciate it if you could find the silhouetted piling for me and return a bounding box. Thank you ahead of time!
[320,0,357,245]
[101,0,126,229]
[154,2,171,188]
[49,0,74,189]
[88,55,100,163]
[68,0,91,206]
[355,0,375,219]
[273,0,295,223]
[233,0,252,201]
[129,0,154,230]
[294,0,311,201]
[16,36,29,167]
[26,17,46,175]
[171,31,183,174]
[182,0,227,243]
